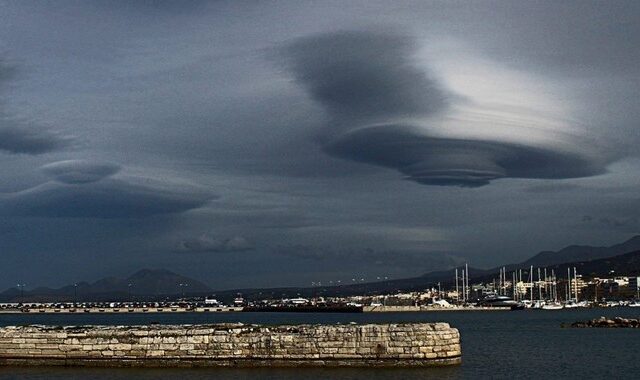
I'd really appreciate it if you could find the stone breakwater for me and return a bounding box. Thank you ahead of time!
[568,317,640,328]
[0,323,461,367]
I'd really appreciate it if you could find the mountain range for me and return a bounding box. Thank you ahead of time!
[0,269,211,303]
[2,235,640,303]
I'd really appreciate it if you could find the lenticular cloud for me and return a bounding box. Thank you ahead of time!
[41,160,121,184]
[282,30,607,187]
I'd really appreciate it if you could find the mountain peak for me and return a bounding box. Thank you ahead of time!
[522,235,640,267]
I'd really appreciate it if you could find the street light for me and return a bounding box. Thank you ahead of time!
[16,283,26,299]
[179,283,189,299]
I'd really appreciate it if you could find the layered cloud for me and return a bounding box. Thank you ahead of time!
[41,160,121,184]
[282,30,608,187]
[176,234,254,253]
[0,160,211,218]
[326,124,606,187]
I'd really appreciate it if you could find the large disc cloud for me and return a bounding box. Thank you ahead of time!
[282,30,607,187]
[326,124,606,187]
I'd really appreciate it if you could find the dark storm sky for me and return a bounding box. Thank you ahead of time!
[0,1,639,289]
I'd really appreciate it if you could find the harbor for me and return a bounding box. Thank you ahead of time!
[0,307,638,379]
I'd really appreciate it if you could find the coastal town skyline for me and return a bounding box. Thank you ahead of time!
[1,1,640,290]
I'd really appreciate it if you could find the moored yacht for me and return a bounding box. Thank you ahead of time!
[477,294,518,308]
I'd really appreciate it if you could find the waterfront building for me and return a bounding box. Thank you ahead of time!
[629,277,640,296]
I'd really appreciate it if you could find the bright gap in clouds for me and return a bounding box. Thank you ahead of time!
[417,38,587,153]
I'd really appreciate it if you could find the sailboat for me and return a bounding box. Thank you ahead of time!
[541,269,563,309]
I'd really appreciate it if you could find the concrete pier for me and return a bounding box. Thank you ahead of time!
[0,322,461,367]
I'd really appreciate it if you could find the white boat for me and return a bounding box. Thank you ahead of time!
[532,300,545,309]
[541,302,564,310]
[629,301,640,308]
[563,300,580,308]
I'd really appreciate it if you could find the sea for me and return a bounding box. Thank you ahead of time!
[1,308,638,379]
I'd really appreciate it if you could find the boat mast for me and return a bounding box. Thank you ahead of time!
[530,266,534,304]
[544,268,548,300]
[465,263,469,302]
[538,268,542,302]
[567,267,571,302]
[455,268,459,304]
[573,267,578,302]
[553,270,557,302]
[461,268,466,303]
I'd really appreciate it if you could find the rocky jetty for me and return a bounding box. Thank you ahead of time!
[569,316,640,328]
[0,322,461,367]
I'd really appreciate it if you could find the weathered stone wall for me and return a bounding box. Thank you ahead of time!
[0,323,461,367]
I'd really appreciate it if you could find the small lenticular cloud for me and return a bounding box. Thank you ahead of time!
[41,160,121,184]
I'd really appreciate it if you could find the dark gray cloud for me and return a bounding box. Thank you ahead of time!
[0,178,211,219]
[281,30,447,134]
[0,123,70,154]
[41,160,120,184]
[0,60,70,155]
[177,234,254,253]
[326,124,606,187]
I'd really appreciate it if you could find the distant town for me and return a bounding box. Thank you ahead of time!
[1,264,639,314]
[2,236,640,313]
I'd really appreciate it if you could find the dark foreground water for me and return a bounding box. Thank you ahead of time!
[1,308,639,379]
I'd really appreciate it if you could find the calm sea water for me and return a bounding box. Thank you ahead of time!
[1,308,638,379]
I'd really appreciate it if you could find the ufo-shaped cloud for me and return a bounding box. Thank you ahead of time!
[326,124,606,187]
[282,30,607,187]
